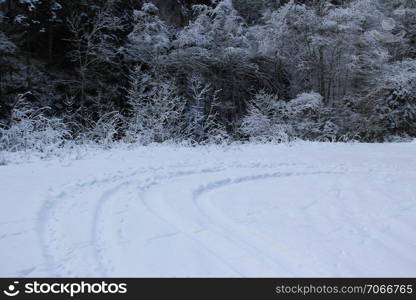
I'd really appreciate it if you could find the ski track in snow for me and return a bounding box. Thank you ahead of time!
[1,143,416,277]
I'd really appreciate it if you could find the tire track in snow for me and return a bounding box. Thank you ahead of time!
[37,161,301,276]
[37,165,190,276]
[37,158,415,277]
[139,165,334,276]
[37,163,229,276]
[192,171,341,276]
[91,182,130,276]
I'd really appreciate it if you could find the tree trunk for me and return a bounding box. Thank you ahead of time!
[48,23,54,63]
[319,47,327,104]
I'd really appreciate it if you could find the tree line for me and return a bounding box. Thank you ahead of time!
[1,0,416,152]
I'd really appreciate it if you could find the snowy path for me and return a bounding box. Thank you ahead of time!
[1,142,416,277]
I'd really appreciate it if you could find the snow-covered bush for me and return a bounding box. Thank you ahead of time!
[240,91,326,142]
[239,91,292,142]
[125,69,230,145]
[290,92,323,116]
[0,151,6,166]
[240,110,272,139]
[0,95,69,153]
[288,92,325,140]
[85,111,122,148]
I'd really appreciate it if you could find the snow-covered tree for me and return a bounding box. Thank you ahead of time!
[0,12,17,119]
[0,12,16,87]
[125,2,172,65]
[2,0,416,146]
[257,0,388,104]
[185,74,229,143]
[367,59,416,139]
[172,0,274,129]
[125,65,187,144]
[66,0,122,112]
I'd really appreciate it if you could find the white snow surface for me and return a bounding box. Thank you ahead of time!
[1,142,416,277]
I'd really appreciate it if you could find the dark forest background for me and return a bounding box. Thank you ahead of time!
[1,0,416,152]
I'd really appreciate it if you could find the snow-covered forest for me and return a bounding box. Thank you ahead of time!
[1,0,416,154]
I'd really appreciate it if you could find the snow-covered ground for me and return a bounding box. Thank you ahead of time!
[1,142,416,277]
